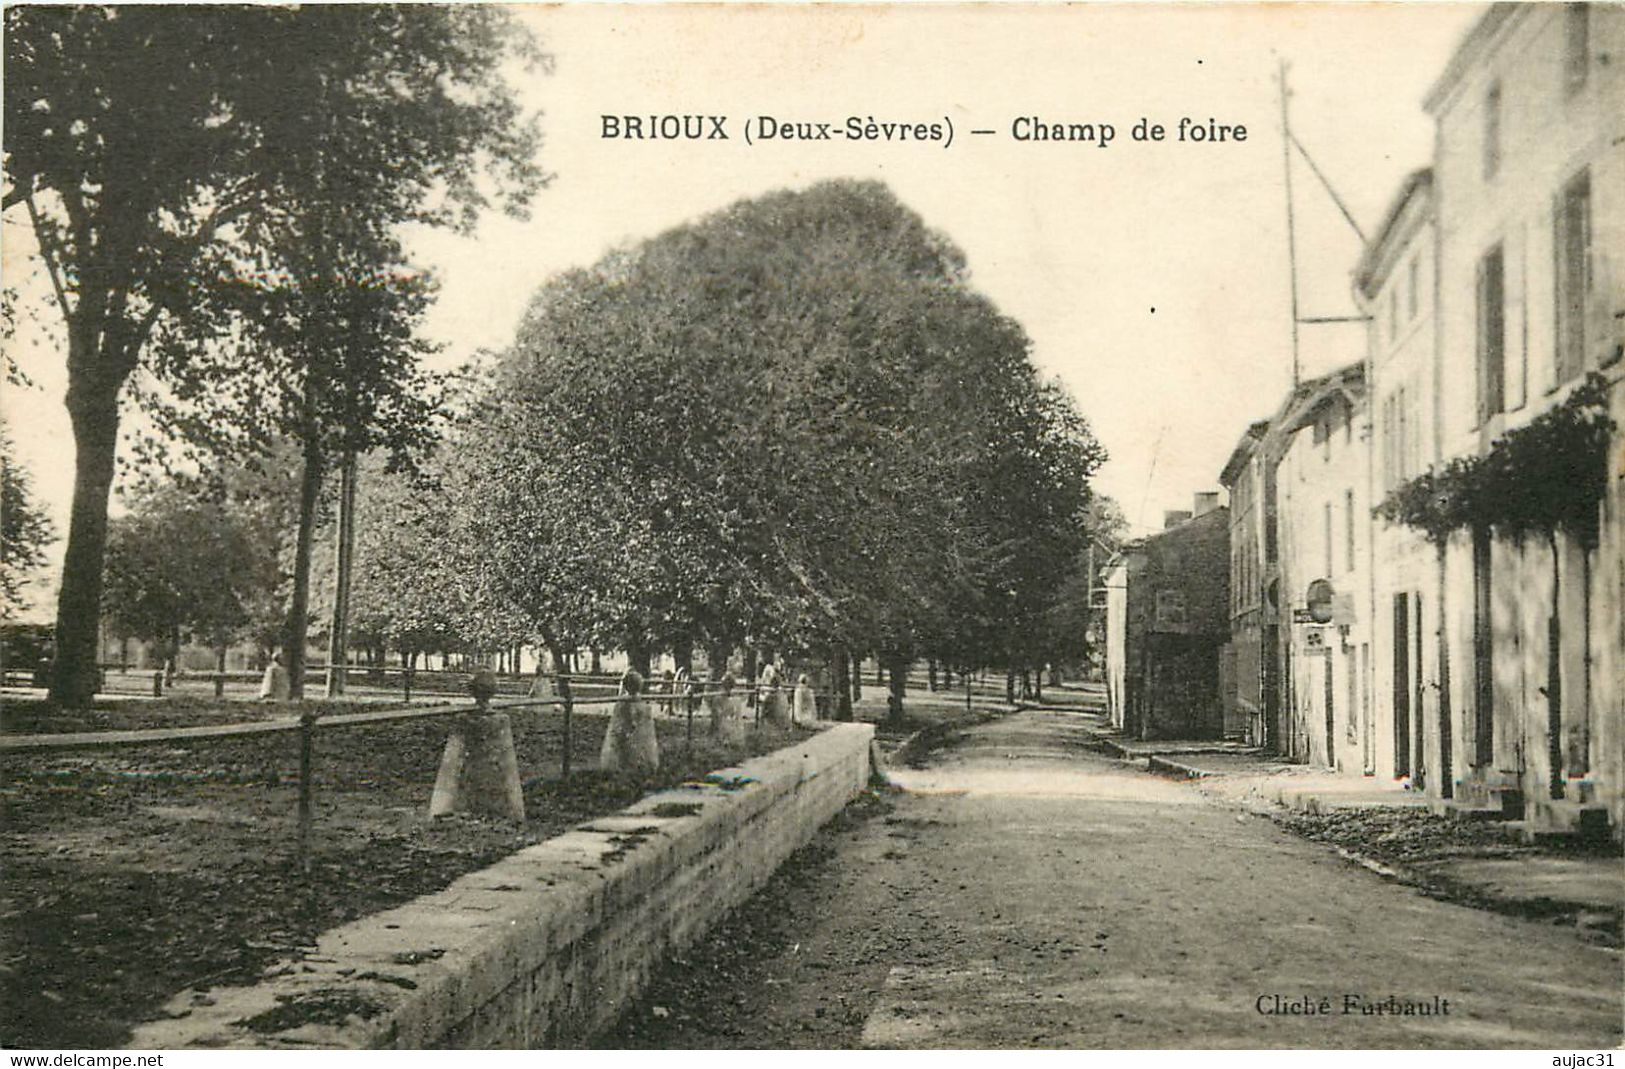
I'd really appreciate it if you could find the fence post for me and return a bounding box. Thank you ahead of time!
[557,674,574,780]
[297,710,316,875]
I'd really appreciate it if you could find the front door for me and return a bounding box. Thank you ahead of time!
[1393,593,1410,778]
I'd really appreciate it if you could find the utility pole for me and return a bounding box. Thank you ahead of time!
[1278,58,1302,389]
[325,451,358,698]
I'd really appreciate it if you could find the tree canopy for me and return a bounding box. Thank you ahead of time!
[2,4,545,704]
[455,179,1107,701]
[0,420,55,619]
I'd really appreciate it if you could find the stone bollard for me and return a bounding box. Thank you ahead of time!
[428,669,525,823]
[152,670,163,698]
[428,712,526,822]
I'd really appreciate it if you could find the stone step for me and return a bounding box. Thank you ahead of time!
[1447,804,1512,823]
[1523,800,1613,844]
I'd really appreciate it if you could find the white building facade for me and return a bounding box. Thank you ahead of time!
[1273,366,1373,773]
[1357,170,1443,788]
[1423,2,1624,835]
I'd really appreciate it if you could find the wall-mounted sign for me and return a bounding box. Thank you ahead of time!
[1291,608,1317,624]
[1303,628,1326,650]
[1305,578,1336,624]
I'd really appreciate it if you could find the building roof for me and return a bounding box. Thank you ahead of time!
[1142,498,1228,547]
[1353,168,1433,298]
[1218,419,1272,487]
[1278,361,1367,436]
[1422,3,1522,115]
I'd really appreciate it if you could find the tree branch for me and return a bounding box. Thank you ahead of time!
[23,191,74,325]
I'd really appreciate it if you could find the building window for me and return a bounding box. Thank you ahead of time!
[1323,500,1333,578]
[1382,390,1408,493]
[1483,82,1501,181]
[1344,488,1356,573]
[1554,169,1591,384]
[1405,387,1421,481]
[1565,3,1590,95]
[1477,244,1505,424]
[1407,255,1420,321]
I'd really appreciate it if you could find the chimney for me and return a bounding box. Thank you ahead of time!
[1163,509,1192,530]
[1193,491,1221,518]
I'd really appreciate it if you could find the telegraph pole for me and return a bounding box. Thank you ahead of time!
[1278,58,1302,388]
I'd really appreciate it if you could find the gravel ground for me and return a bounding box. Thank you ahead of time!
[596,705,1622,1049]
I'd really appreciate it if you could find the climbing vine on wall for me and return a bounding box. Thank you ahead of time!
[1375,372,1615,549]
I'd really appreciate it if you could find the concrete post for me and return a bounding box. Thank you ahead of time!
[429,712,526,823]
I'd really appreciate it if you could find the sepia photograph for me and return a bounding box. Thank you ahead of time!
[1,0,1621,1055]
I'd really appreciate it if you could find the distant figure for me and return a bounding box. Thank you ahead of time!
[659,668,676,718]
[759,657,790,728]
[600,669,659,773]
[258,652,290,701]
[793,673,816,725]
[706,671,745,745]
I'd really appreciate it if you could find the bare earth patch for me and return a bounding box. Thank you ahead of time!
[0,708,814,1049]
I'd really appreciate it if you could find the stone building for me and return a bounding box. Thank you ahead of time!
[1417,2,1624,836]
[1103,495,1230,740]
[1273,364,1371,772]
[1355,168,1441,789]
[1219,419,1274,746]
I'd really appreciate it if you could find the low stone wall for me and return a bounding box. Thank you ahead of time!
[132,722,875,1049]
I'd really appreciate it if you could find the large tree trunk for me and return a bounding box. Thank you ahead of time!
[625,636,652,678]
[706,640,730,678]
[48,378,122,707]
[284,430,325,701]
[324,452,357,698]
[538,629,575,779]
[885,651,908,724]
[831,643,853,721]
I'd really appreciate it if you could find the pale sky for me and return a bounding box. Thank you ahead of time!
[1,2,1486,618]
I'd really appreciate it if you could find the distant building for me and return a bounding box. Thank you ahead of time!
[1103,495,1230,740]
[1273,363,1371,771]
[1355,168,1439,788]
[1219,419,1274,746]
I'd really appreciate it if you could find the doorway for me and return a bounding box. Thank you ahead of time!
[1393,593,1410,778]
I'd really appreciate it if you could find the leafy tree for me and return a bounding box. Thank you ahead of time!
[101,486,268,679]
[2,5,544,705]
[327,453,469,674]
[464,179,1106,718]
[0,420,55,619]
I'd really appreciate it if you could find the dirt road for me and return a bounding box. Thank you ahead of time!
[600,701,1622,1049]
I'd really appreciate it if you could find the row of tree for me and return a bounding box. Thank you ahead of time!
[70,181,1126,716]
[5,8,1120,710]
[352,180,1118,715]
[3,5,543,704]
